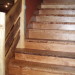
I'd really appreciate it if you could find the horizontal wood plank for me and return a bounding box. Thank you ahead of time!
[27,29,75,41]
[41,4,75,9]
[25,39,75,58]
[15,53,75,68]
[35,15,75,23]
[9,59,75,75]
[39,9,75,15]
[29,22,75,30]
[43,0,75,4]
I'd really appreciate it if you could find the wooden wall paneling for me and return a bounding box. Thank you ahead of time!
[0,12,5,75]
[6,30,20,75]
[5,18,20,56]
[5,26,14,55]
[6,0,22,38]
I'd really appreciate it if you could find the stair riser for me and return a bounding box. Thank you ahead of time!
[35,16,75,23]
[39,10,75,15]
[31,23,75,30]
[15,53,75,71]
[27,29,75,41]
[41,5,75,9]
[9,61,75,75]
[25,41,75,58]
[43,0,75,4]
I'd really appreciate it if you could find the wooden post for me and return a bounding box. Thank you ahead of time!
[0,12,5,75]
[17,0,26,48]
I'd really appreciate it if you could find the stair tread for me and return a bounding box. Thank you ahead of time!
[28,21,75,30]
[27,29,75,41]
[39,9,75,15]
[43,0,75,5]
[9,58,75,75]
[24,39,75,58]
[34,15,75,23]
[15,53,75,69]
[41,4,75,9]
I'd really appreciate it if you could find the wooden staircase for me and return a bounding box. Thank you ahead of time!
[8,0,75,75]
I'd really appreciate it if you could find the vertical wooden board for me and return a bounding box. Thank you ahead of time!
[17,0,25,48]
[0,12,5,75]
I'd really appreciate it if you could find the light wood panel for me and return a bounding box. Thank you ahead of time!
[0,12,5,75]
[25,39,75,58]
[43,0,75,4]
[15,53,75,68]
[39,9,75,15]
[8,59,75,75]
[29,22,75,30]
[17,0,25,48]
[27,29,75,41]
[41,4,75,9]
[36,15,75,23]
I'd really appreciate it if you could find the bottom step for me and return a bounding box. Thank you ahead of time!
[9,58,75,75]
[15,53,75,73]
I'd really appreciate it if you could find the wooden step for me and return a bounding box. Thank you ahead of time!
[29,22,75,30]
[41,3,75,9]
[8,58,75,75]
[39,9,75,15]
[27,29,75,41]
[24,39,75,58]
[15,53,75,72]
[43,0,75,4]
[35,15,75,23]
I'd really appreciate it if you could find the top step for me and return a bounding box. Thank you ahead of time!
[43,0,75,5]
[41,4,75,9]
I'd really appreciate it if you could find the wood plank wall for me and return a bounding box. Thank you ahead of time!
[5,0,22,75]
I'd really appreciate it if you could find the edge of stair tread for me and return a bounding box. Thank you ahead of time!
[9,58,75,74]
[41,3,75,5]
[25,39,75,45]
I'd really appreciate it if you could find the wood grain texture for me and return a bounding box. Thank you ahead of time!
[27,29,75,41]
[5,18,20,56]
[43,0,75,4]
[29,22,75,30]
[6,0,22,38]
[6,31,20,75]
[15,53,75,68]
[8,59,75,75]
[39,9,75,15]
[41,4,75,9]
[35,15,75,23]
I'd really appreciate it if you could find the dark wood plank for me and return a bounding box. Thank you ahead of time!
[6,31,20,75]
[5,18,20,55]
